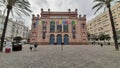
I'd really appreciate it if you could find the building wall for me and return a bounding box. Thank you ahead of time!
[12,21,29,40]
[87,3,120,42]
[0,16,3,37]
[0,11,29,41]
[30,9,88,45]
[6,19,14,39]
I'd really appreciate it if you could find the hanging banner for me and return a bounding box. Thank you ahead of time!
[42,21,44,24]
[39,20,42,25]
[67,20,71,24]
[33,20,39,28]
[43,21,47,26]
[71,20,75,25]
[62,20,65,25]
[71,20,77,25]
[63,20,67,25]
[74,20,77,24]
[38,20,77,26]
[65,21,68,25]
[56,20,59,25]
[59,20,62,25]
[51,21,55,25]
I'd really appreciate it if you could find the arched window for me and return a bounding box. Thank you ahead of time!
[42,32,46,39]
[57,24,62,32]
[50,21,55,32]
[82,24,85,29]
[42,21,47,39]
[57,34,62,44]
[63,25,68,32]
[42,21,47,32]
[72,25,76,39]
[64,34,69,44]
[50,34,55,44]
[63,21,68,32]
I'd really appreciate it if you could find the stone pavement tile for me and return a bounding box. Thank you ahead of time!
[0,45,120,68]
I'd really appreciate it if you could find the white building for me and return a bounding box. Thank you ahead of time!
[12,21,29,39]
[0,10,29,41]
[0,10,5,39]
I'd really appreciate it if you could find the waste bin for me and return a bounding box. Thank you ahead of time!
[5,48,11,53]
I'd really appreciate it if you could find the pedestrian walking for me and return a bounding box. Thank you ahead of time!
[29,45,33,51]
[34,42,38,51]
[100,43,103,47]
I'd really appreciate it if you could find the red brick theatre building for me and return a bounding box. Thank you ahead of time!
[30,9,88,45]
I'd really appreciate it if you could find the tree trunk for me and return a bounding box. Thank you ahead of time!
[0,8,11,52]
[108,7,119,50]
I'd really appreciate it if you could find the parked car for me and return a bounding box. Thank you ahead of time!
[12,42,22,51]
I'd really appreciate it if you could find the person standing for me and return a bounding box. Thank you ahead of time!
[34,42,38,51]
[29,44,33,51]
[100,43,103,47]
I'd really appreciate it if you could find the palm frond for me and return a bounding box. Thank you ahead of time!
[16,0,31,8]
[1,8,6,24]
[3,0,6,3]
[15,0,32,12]
[24,7,32,12]
[13,0,31,17]
[11,9,14,17]
[1,0,31,19]
[1,0,7,6]
[92,2,103,9]
[15,3,32,13]
[94,4,103,14]
[15,7,31,16]
[14,9,23,18]
[92,0,113,14]
[7,0,17,6]
[0,5,3,6]
[93,0,105,3]
[3,8,6,16]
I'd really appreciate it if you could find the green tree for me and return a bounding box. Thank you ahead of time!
[91,34,98,41]
[105,34,111,41]
[98,33,111,45]
[98,33,110,41]
[92,0,119,50]
[116,30,120,40]
[0,0,32,52]
[87,32,91,41]
[98,34,105,41]
[116,30,120,43]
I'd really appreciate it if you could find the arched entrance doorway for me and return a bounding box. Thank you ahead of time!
[57,34,62,45]
[50,34,55,45]
[64,34,69,45]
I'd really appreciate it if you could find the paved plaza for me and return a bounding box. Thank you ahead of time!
[0,45,120,68]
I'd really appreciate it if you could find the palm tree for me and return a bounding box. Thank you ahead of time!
[92,0,119,50]
[0,0,32,52]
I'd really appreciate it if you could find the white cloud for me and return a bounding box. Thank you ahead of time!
[28,0,96,20]
[0,0,105,29]
[1,0,117,30]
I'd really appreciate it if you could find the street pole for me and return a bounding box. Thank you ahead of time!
[61,44,63,51]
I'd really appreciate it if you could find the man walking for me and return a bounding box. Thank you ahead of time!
[34,42,38,51]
